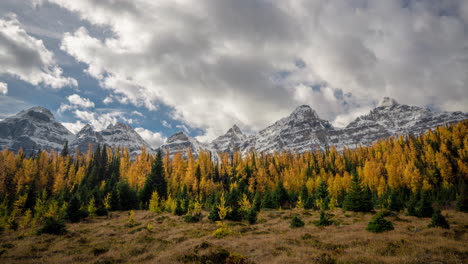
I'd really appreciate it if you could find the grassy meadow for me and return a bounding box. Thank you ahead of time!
[0,208,466,264]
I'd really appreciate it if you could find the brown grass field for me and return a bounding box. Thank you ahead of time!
[0,209,467,264]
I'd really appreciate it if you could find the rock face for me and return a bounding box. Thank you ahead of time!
[211,125,247,153]
[161,98,467,156]
[328,98,468,149]
[241,105,333,154]
[1,99,467,158]
[70,122,152,156]
[0,107,74,154]
[159,131,209,157]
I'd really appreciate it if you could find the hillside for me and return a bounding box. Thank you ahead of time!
[0,120,467,263]
[0,209,467,264]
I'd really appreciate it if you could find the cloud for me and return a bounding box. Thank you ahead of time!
[58,94,95,113]
[67,94,95,108]
[73,109,120,131]
[162,120,171,128]
[176,124,190,134]
[0,82,7,95]
[0,14,77,88]
[41,0,468,141]
[131,110,143,117]
[62,120,85,134]
[103,96,113,104]
[135,127,166,148]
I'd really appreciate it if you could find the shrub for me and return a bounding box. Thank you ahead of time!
[314,210,333,227]
[414,192,433,217]
[290,215,305,228]
[96,207,108,217]
[208,206,220,222]
[366,211,394,233]
[247,208,258,225]
[212,221,232,238]
[38,217,67,235]
[174,199,186,216]
[428,209,450,229]
[184,213,203,223]
[407,191,433,217]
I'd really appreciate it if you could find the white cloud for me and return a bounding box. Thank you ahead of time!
[41,0,468,141]
[0,82,7,95]
[131,110,143,117]
[162,120,171,128]
[0,14,77,88]
[73,109,120,131]
[135,127,166,148]
[103,96,113,104]
[176,124,190,134]
[62,120,85,134]
[67,94,95,108]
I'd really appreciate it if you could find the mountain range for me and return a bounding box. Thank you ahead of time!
[0,97,466,157]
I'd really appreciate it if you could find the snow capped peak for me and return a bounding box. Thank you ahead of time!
[0,106,73,153]
[16,106,55,122]
[167,131,189,143]
[107,122,132,131]
[227,124,243,135]
[290,105,320,120]
[378,97,399,108]
[77,124,94,134]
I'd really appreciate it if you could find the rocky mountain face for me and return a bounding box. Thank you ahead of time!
[0,107,74,154]
[328,97,468,149]
[211,125,247,153]
[1,99,466,157]
[241,105,333,154]
[159,131,210,157]
[0,107,151,156]
[160,97,467,156]
[70,122,152,156]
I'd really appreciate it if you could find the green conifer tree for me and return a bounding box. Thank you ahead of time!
[140,150,166,207]
[343,173,373,212]
[428,209,450,229]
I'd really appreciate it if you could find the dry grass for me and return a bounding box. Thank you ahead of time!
[0,209,467,264]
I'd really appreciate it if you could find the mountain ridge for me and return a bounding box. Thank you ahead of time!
[0,98,466,156]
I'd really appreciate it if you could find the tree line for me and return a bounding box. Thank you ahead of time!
[0,120,467,232]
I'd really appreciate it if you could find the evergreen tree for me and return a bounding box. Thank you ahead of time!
[314,209,333,227]
[246,207,258,224]
[343,173,373,212]
[252,191,262,212]
[366,211,394,233]
[116,181,138,210]
[428,209,450,229]
[386,189,405,212]
[301,185,314,210]
[290,215,305,228]
[60,141,69,157]
[140,150,166,207]
[66,196,83,222]
[262,187,277,209]
[456,182,468,212]
[315,178,330,209]
[174,199,185,216]
[208,205,220,222]
[274,181,289,208]
[413,191,434,217]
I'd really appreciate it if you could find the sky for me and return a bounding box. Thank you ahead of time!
[0,0,467,148]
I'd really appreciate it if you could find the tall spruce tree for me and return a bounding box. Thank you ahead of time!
[343,173,373,212]
[140,150,166,207]
[60,141,69,157]
[315,178,330,210]
[274,181,289,208]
